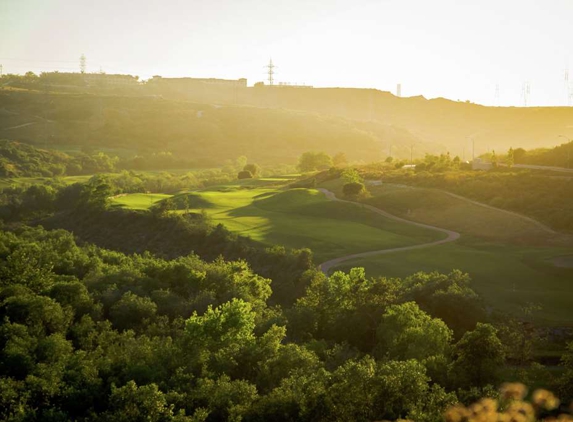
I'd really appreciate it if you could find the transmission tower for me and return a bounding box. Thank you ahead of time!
[79,54,86,74]
[521,81,530,107]
[565,65,571,106]
[265,58,276,86]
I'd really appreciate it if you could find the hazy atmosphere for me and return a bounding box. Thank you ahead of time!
[2,0,573,105]
[1,1,573,421]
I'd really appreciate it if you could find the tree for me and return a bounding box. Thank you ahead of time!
[558,341,573,403]
[109,292,157,331]
[152,197,175,217]
[297,152,333,172]
[194,376,258,421]
[333,152,348,167]
[237,170,253,179]
[185,299,257,374]
[491,150,498,168]
[341,168,363,184]
[375,302,452,361]
[452,323,505,387]
[513,147,526,163]
[78,175,113,212]
[402,270,486,336]
[243,164,260,178]
[235,156,248,171]
[507,147,515,168]
[342,182,367,198]
[103,381,176,421]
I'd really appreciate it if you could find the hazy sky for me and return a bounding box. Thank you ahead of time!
[2,0,572,106]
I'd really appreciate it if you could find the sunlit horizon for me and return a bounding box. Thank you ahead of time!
[2,0,573,107]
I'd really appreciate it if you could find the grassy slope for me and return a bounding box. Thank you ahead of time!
[112,180,442,262]
[110,193,172,210]
[364,183,557,244]
[101,177,573,324]
[182,187,441,262]
[319,179,573,325]
[0,90,390,164]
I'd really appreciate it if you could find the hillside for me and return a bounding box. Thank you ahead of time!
[4,80,573,164]
[148,83,573,154]
[113,186,442,262]
[514,140,573,168]
[0,89,428,165]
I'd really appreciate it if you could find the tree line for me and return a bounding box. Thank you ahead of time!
[1,171,573,420]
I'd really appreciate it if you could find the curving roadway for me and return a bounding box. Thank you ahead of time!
[316,188,460,275]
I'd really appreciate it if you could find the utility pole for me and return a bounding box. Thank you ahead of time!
[265,58,276,86]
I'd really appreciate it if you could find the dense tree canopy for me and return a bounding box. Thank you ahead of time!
[0,223,512,421]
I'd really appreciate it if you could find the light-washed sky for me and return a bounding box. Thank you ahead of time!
[1,0,572,106]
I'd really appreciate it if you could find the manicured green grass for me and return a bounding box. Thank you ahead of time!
[320,178,556,244]
[174,186,442,262]
[110,193,173,210]
[318,177,573,325]
[104,177,573,325]
[364,183,555,244]
[332,240,573,326]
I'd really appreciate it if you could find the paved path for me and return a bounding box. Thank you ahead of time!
[513,164,573,174]
[316,188,460,274]
[3,122,39,130]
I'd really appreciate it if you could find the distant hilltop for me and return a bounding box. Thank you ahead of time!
[148,75,247,88]
[2,70,573,153]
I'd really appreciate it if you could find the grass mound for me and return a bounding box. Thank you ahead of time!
[255,188,325,212]
[110,193,172,210]
[170,192,214,210]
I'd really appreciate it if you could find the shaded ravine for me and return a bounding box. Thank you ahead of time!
[316,188,460,275]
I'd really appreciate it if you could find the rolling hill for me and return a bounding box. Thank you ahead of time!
[0,89,428,165]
